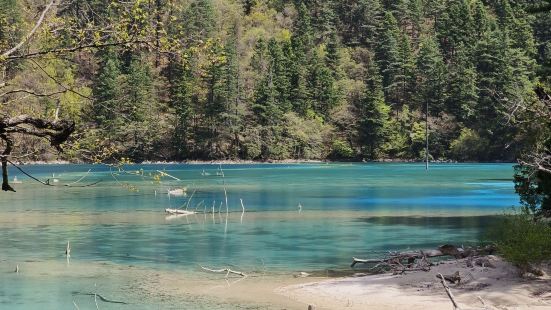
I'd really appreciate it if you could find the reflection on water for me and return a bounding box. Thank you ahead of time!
[0,163,518,309]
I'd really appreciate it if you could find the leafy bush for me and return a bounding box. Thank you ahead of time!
[491,212,551,268]
[449,128,488,161]
[330,139,355,159]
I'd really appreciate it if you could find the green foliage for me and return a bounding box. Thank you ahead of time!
[183,0,216,40]
[356,61,390,158]
[2,0,548,164]
[0,0,20,53]
[445,45,478,123]
[449,128,488,161]
[330,139,355,159]
[91,49,122,127]
[335,0,383,47]
[416,35,446,114]
[436,0,474,59]
[491,212,551,267]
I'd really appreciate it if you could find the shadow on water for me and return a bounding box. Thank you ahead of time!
[356,215,505,245]
[356,215,503,229]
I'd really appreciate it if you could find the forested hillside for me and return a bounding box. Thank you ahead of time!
[1,0,550,162]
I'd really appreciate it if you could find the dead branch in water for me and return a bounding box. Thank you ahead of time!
[200,266,247,277]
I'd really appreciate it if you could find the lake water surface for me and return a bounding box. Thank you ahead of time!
[0,163,519,309]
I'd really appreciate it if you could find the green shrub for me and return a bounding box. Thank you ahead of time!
[491,212,551,268]
[449,128,488,161]
[330,139,355,159]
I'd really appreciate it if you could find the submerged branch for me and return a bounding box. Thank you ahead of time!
[200,266,247,277]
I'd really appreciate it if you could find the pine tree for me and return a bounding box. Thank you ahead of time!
[125,56,155,122]
[423,0,446,22]
[268,39,292,113]
[406,0,423,36]
[290,38,312,115]
[395,33,415,105]
[473,28,535,158]
[415,35,447,115]
[224,30,239,112]
[377,12,404,106]
[91,49,122,127]
[183,0,216,41]
[294,2,314,53]
[309,49,338,118]
[309,0,336,43]
[119,54,159,159]
[494,0,535,56]
[335,0,383,47]
[203,39,228,127]
[382,0,408,26]
[472,0,491,40]
[356,61,390,158]
[436,0,475,59]
[166,55,194,158]
[325,31,341,78]
[252,39,281,124]
[445,44,478,124]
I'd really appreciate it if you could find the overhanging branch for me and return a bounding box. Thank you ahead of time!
[1,0,58,58]
[5,40,152,60]
[0,114,75,191]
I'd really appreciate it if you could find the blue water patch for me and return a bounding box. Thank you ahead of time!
[0,163,519,309]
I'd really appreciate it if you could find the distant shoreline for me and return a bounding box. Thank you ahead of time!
[13,158,516,165]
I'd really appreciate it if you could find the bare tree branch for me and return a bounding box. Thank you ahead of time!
[0,88,67,98]
[5,40,152,61]
[1,0,58,58]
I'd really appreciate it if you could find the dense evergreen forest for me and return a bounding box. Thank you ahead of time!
[1,0,550,163]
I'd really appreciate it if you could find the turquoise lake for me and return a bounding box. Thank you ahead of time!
[0,163,519,309]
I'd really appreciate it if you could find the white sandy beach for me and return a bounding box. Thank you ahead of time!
[277,256,551,310]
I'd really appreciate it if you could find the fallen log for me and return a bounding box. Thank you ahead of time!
[200,266,247,277]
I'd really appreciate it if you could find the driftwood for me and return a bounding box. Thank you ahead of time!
[351,244,497,273]
[165,208,196,215]
[438,273,461,310]
[200,266,247,277]
[437,274,492,310]
[71,292,127,305]
[437,271,461,284]
[467,257,496,269]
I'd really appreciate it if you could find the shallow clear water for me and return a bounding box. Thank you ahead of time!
[0,163,519,309]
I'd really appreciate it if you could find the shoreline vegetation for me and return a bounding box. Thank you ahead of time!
[12,159,516,165]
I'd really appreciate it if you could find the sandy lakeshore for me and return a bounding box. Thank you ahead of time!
[2,256,551,309]
[276,256,551,310]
